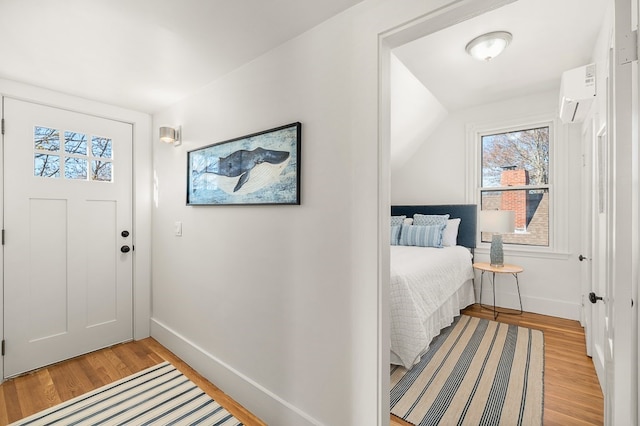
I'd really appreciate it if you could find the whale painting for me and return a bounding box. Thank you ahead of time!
[187,122,301,205]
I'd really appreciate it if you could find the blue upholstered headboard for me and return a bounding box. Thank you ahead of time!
[391,204,477,249]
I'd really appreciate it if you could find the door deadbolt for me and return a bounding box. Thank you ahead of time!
[589,292,603,304]
[121,230,130,238]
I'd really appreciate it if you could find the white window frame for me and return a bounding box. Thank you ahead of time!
[465,113,570,258]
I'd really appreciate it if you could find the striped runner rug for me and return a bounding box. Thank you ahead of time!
[391,315,544,426]
[10,361,243,426]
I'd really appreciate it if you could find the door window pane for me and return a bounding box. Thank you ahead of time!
[64,131,87,155]
[34,126,60,151]
[91,161,112,182]
[92,136,112,158]
[34,154,60,177]
[65,157,88,180]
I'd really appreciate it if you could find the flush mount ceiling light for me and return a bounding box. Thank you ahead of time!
[465,31,512,62]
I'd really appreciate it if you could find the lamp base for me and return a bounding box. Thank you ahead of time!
[490,234,504,267]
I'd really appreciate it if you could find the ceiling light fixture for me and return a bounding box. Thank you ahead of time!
[465,31,512,62]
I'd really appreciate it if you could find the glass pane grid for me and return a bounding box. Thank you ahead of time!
[480,125,550,247]
[33,126,113,182]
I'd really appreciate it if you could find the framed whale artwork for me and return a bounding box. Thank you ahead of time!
[187,122,301,205]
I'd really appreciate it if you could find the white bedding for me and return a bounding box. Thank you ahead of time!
[390,245,475,368]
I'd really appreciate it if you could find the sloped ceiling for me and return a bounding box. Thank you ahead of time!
[393,0,609,112]
[0,0,363,113]
[389,0,608,171]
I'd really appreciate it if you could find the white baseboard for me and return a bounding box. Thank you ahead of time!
[150,318,322,426]
[474,285,581,321]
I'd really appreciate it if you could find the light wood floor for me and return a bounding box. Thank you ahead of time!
[0,337,266,426]
[392,304,605,426]
[0,305,604,426]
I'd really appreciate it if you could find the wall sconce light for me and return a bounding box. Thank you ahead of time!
[159,126,181,146]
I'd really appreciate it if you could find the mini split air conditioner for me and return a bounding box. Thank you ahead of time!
[559,63,596,123]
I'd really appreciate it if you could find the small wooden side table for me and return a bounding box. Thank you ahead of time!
[473,262,524,319]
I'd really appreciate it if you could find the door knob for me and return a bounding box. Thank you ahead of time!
[120,245,131,253]
[589,292,603,304]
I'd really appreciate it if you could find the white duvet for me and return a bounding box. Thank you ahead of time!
[390,245,474,368]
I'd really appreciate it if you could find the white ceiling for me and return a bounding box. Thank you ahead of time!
[393,0,610,112]
[0,0,363,113]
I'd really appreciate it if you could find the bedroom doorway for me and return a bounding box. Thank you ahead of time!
[378,0,635,423]
[377,0,519,421]
[2,97,134,378]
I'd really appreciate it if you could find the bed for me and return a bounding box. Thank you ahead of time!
[390,204,477,368]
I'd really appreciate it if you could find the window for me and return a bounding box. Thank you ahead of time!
[479,125,550,247]
[34,126,113,182]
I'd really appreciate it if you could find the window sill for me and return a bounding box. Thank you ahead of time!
[474,246,573,261]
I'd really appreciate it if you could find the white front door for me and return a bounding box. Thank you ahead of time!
[3,98,134,378]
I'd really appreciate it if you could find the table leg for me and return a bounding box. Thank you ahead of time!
[479,270,485,305]
[513,273,523,314]
[492,272,497,319]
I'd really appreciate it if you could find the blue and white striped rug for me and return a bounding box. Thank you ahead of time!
[11,362,243,426]
[391,315,544,426]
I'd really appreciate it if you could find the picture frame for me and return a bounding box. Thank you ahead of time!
[187,122,301,205]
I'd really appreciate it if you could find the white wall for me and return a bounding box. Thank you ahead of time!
[390,53,448,171]
[391,90,585,320]
[150,0,473,424]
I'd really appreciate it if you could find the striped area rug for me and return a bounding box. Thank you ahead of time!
[391,315,544,426]
[11,362,243,426]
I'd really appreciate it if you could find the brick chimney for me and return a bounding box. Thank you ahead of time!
[500,168,528,229]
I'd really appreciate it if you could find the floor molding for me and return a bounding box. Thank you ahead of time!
[150,318,322,426]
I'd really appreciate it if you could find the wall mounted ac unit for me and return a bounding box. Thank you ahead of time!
[559,63,596,123]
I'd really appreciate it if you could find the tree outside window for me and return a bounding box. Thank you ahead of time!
[480,126,550,247]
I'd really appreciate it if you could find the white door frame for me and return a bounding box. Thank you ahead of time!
[612,0,639,423]
[0,78,152,383]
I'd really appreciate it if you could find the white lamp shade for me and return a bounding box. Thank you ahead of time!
[465,31,512,61]
[479,210,515,234]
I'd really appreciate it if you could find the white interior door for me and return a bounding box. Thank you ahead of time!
[591,121,610,390]
[3,97,133,378]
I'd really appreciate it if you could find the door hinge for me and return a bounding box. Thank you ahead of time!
[1,118,4,135]
[1,340,5,356]
[2,229,4,245]
[619,29,638,65]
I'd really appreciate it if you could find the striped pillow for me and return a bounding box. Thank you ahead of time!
[413,213,449,227]
[391,225,401,245]
[399,224,446,248]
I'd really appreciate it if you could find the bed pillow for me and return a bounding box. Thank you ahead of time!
[391,215,406,226]
[413,213,450,227]
[442,218,461,247]
[390,225,401,245]
[399,224,446,248]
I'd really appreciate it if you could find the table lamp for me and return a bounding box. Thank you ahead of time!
[479,210,515,267]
